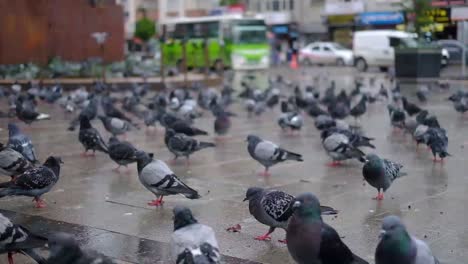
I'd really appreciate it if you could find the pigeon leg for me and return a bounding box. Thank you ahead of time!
[148,196,164,206]
[80,150,88,157]
[185,156,191,166]
[33,197,46,208]
[258,168,270,177]
[373,191,384,200]
[327,160,341,167]
[255,227,274,241]
[90,150,96,157]
[168,156,178,165]
[7,252,14,264]
[113,165,121,172]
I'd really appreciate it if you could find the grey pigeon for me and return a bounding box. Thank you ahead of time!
[246,135,303,176]
[362,154,407,200]
[135,151,200,206]
[387,105,406,130]
[165,129,215,164]
[278,102,303,132]
[47,232,117,264]
[322,132,366,166]
[78,116,108,156]
[0,213,47,264]
[98,115,131,137]
[107,137,138,171]
[214,111,232,137]
[7,123,38,164]
[0,143,32,180]
[320,128,375,149]
[15,97,50,125]
[314,115,337,131]
[426,127,450,162]
[0,156,62,208]
[287,192,368,264]
[243,187,338,243]
[376,215,439,264]
[171,206,220,264]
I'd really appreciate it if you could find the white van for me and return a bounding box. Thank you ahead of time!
[353,30,449,72]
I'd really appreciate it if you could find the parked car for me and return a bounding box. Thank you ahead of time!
[437,39,468,65]
[299,42,354,66]
[353,30,449,72]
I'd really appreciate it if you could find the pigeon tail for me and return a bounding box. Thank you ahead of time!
[0,188,15,198]
[22,249,47,264]
[439,151,451,158]
[184,191,201,200]
[197,142,216,150]
[351,253,369,264]
[285,151,303,162]
[192,128,208,136]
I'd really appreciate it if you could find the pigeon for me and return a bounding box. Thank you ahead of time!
[107,137,138,171]
[387,105,406,130]
[171,206,220,264]
[78,116,108,156]
[135,151,200,206]
[243,187,338,243]
[246,135,303,176]
[98,116,131,137]
[214,111,232,137]
[416,85,429,103]
[14,97,50,125]
[350,96,367,120]
[321,128,375,149]
[307,102,328,118]
[376,215,439,264]
[402,97,422,116]
[362,154,407,200]
[68,97,98,131]
[101,97,133,123]
[322,132,366,166]
[165,129,215,164]
[278,102,303,133]
[7,123,38,164]
[0,213,47,264]
[47,232,117,264]
[425,128,450,162]
[287,192,368,264]
[168,120,209,137]
[0,143,32,180]
[0,156,62,208]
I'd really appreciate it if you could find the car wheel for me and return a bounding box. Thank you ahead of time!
[355,58,367,72]
[379,66,388,72]
[336,58,345,67]
[441,56,448,68]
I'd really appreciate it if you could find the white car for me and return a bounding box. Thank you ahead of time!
[299,42,354,66]
[353,30,449,72]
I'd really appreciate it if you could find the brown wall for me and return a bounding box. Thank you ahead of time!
[0,0,124,65]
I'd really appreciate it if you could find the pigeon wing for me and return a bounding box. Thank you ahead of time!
[261,191,294,222]
[254,141,278,161]
[12,167,56,190]
[413,237,438,264]
[382,159,404,181]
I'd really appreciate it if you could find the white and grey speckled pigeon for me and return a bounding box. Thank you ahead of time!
[98,115,131,137]
[0,143,32,180]
[376,215,439,264]
[78,116,108,156]
[47,232,117,264]
[0,156,62,208]
[135,151,200,206]
[0,213,47,264]
[243,187,338,243]
[362,154,407,200]
[322,132,366,166]
[107,137,138,171]
[171,206,220,264]
[7,123,38,164]
[246,135,303,176]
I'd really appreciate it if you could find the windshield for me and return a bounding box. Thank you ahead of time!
[331,43,347,50]
[233,26,267,44]
[400,37,419,48]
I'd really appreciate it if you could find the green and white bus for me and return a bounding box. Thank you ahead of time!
[161,14,270,70]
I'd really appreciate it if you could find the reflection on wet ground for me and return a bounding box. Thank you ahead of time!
[1,67,468,263]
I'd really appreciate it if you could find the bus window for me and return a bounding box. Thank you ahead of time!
[233,26,267,44]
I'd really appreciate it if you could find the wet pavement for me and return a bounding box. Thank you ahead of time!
[1,67,468,263]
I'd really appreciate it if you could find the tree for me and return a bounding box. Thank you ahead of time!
[134,9,156,42]
[394,0,434,34]
[219,0,240,6]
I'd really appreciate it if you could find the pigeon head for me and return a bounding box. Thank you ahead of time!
[246,135,261,144]
[44,156,63,175]
[79,116,92,130]
[108,136,120,145]
[165,128,176,138]
[173,206,198,231]
[48,232,82,260]
[135,151,153,173]
[7,123,21,136]
[380,215,409,241]
[243,187,264,201]
[292,193,322,219]
[364,153,381,164]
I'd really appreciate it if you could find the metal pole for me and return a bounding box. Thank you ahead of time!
[462,21,466,78]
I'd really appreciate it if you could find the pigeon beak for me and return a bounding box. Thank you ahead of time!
[292,201,301,209]
[379,230,386,238]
